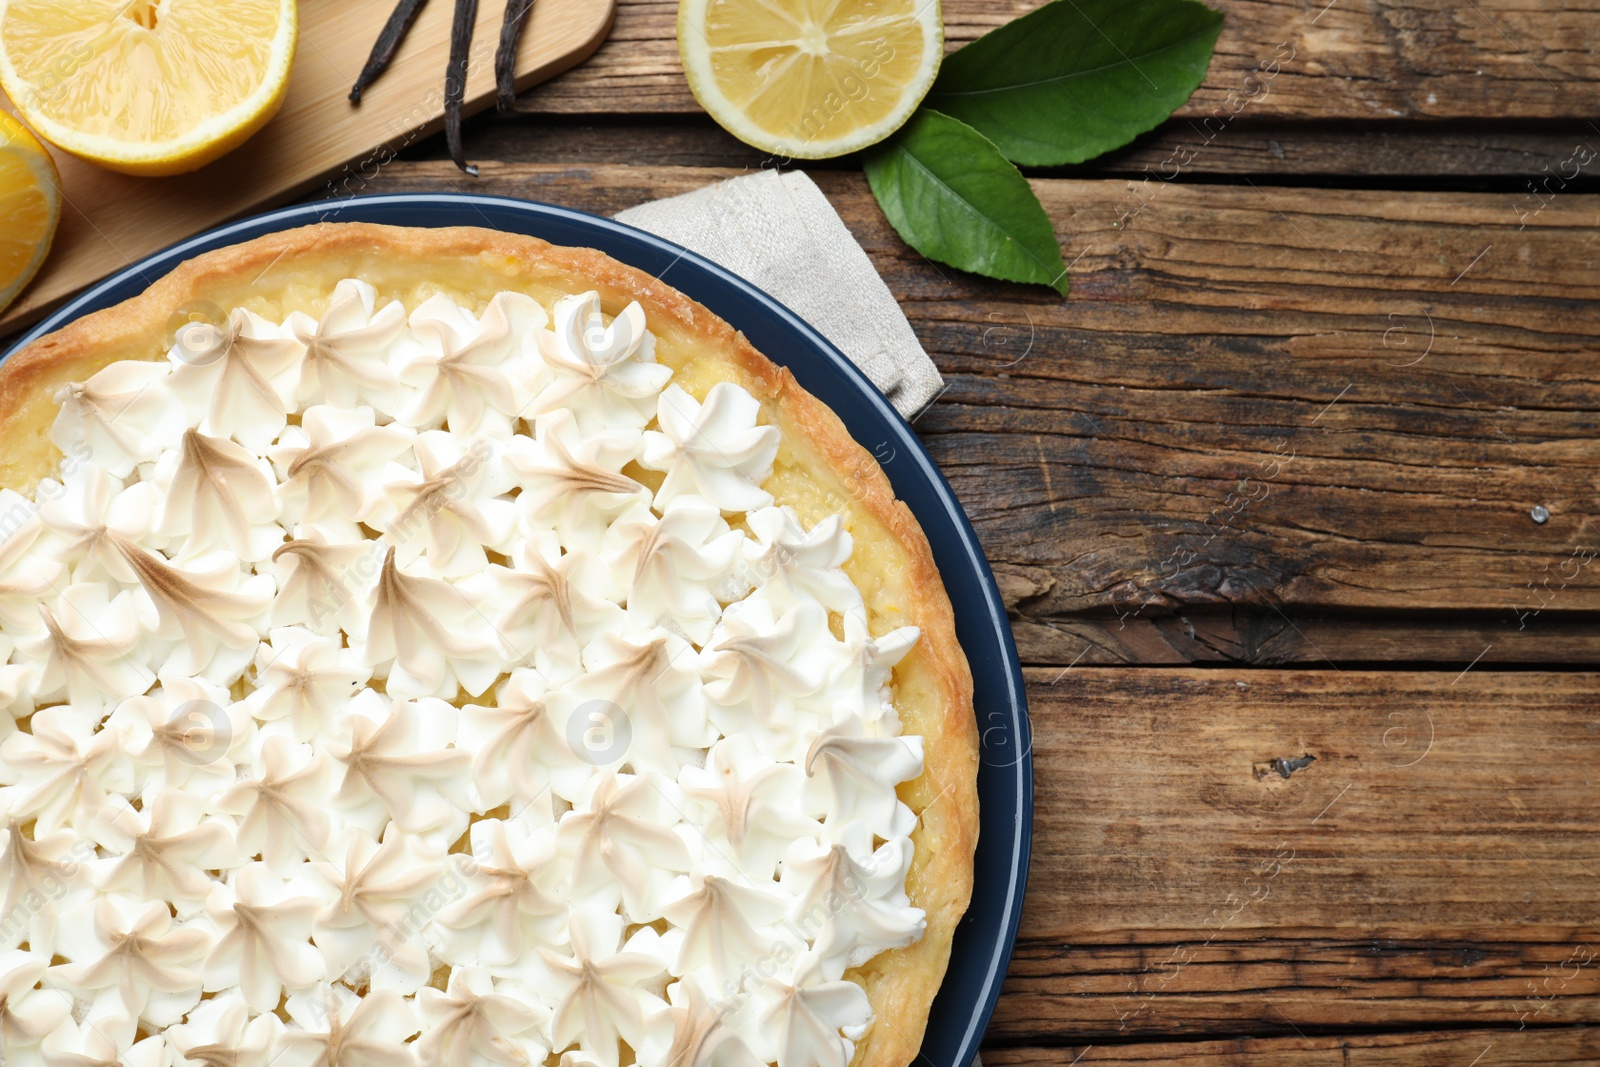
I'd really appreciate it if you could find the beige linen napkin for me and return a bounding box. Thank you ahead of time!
[615,169,944,418]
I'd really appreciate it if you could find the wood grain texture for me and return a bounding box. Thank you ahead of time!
[351,163,1600,658]
[0,0,616,330]
[1007,612,1600,668]
[515,0,1600,121]
[437,114,1600,184]
[995,938,1600,1039]
[985,1030,1598,1067]
[1017,669,1600,944]
[995,668,1600,1042]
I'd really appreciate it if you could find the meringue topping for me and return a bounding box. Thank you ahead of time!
[89,792,240,909]
[52,360,184,478]
[213,735,334,873]
[271,405,414,538]
[168,308,303,453]
[651,977,761,1067]
[605,501,742,644]
[0,821,89,954]
[458,670,580,810]
[0,948,71,1047]
[396,291,544,436]
[166,989,284,1067]
[13,280,930,1067]
[36,463,153,585]
[156,428,283,562]
[803,718,923,840]
[661,872,789,988]
[326,696,472,836]
[361,547,498,699]
[22,585,154,713]
[745,959,873,1067]
[679,737,817,883]
[48,894,211,1024]
[280,984,418,1067]
[0,708,131,835]
[266,533,379,636]
[486,534,624,678]
[248,630,370,743]
[288,278,406,410]
[564,627,711,774]
[308,826,440,994]
[542,912,665,1067]
[433,819,563,967]
[509,411,648,541]
[201,864,324,1011]
[373,431,515,576]
[529,294,670,431]
[416,965,549,1067]
[110,532,271,677]
[0,488,65,636]
[641,384,779,513]
[559,773,691,918]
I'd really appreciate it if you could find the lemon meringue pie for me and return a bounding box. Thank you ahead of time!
[0,224,977,1067]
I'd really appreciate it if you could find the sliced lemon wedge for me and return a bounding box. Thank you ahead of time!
[0,110,57,313]
[679,0,942,160]
[0,0,297,176]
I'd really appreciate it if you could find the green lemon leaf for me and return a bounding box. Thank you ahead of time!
[927,0,1224,166]
[864,110,1069,296]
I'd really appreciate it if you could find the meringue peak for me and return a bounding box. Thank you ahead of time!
[417,965,548,1067]
[641,383,779,513]
[327,696,471,833]
[169,308,303,449]
[363,546,497,697]
[292,278,405,407]
[159,427,282,560]
[214,735,332,871]
[660,979,763,1067]
[543,913,665,1067]
[110,531,268,658]
[52,360,182,477]
[561,773,691,915]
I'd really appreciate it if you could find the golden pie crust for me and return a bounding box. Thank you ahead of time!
[0,223,979,1067]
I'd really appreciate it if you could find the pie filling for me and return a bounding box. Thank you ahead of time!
[0,280,928,1067]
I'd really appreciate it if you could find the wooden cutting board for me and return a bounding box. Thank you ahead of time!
[0,0,616,332]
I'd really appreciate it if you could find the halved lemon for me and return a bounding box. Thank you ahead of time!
[679,0,942,160]
[0,0,297,177]
[0,110,58,313]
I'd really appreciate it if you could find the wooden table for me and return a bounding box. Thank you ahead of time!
[342,2,1600,1062]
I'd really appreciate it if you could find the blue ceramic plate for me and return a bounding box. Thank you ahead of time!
[7,192,1031,1067]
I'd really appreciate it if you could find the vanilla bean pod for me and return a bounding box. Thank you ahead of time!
[349,0,429,103]
[495,0,537,111]
[445,0,480,174]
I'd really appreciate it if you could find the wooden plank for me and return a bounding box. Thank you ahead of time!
[995,937,1600,1039]
[442,115,1600,182]
[1016,668,1600,943]
[1007,613,1600,669]
[351,163,1600,634]
[986,669,1600,1042]
[984,1030,1600,1067]
[515,0,1600,121]
[1080,121,1600,184]
[0,0,616,330]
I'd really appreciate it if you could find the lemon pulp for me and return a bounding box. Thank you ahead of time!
[0,110,58,313]
[0,0,297,175]
[680,0,941,159]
